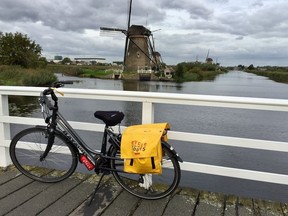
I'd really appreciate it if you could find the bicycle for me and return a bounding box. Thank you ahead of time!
[9,81,182,201]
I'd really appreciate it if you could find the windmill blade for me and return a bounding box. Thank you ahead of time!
[127,0,133,30]
[100,27,127,33]
[99,27,127,37]
[148,35,155,56]
[150,29,161,54]
[123,0,133,70]
[150,34,155,52]
[123,34,129,68]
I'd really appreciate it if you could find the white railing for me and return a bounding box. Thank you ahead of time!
[1,86,288,185]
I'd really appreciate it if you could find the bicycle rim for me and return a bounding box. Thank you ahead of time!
[110,144,181,199]
[10,127,78,183]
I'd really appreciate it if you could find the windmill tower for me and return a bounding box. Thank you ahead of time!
[100,0,159,73]
[125,25,155,72]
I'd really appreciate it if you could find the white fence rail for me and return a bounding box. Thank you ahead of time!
[1,86,288,185]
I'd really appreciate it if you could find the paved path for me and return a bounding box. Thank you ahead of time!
[0,166,287,216]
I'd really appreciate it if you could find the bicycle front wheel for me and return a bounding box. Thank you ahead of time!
[10,127,78,183]
[110,142,181,200]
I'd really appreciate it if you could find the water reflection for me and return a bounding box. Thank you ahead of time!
[122,80,183,92]
[9,96,39,117]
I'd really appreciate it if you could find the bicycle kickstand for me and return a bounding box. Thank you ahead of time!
[88,173,105,206]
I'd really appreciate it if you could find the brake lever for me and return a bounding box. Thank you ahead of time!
[51,88,64,96]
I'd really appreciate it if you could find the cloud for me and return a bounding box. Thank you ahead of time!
[155,0,214,21]
[235,36,244,40]
[0,0,287,66]
[0,0,131,31]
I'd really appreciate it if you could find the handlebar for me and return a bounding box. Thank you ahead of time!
[51,81,74,88]
[40,80,74,110]
[43,80,74,95]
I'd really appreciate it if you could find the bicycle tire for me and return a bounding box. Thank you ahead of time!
[10,127,78,183]
[110,142,181,200]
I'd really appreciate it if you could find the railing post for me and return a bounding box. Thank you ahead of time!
[142,101,154,124]
[0,94,11,167]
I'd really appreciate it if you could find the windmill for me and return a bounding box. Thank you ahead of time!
[100,0,160,74]
[205,49,213,64]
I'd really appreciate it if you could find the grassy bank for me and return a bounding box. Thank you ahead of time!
[174,62,227,82]
[47,64,228,82]
[46,64,114,78]
[0,65,57,86]
[178,69,226,82]
[0,64,228,87]
[246,67,288,83]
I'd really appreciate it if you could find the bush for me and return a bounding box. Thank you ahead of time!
[174,62,224,82]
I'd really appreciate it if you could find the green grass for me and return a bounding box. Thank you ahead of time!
[247,70,288,83]
[175,69,225,82]
[80,68,114,78]
[0,65,57,86]
[46,65,115,78]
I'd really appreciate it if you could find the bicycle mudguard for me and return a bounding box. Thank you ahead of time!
[161,141,183,162]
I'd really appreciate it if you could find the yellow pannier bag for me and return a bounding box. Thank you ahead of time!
[121,123,170,174]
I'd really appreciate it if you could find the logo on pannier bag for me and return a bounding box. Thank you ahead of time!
[121,123,170,174]
[131,140,146,155]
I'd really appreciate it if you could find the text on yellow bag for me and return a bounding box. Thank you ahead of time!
[121,123,170,174]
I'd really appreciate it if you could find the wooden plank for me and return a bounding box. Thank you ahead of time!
[38,175,104,216]
[0,174,33,199]
[5,174,88,216]
[0,181,51,215]
[253,199,284,216]
[133,197,170,216]
[237,197,254,216]
[164,194,196,216]
[69,177,122,216]
[0,167,20,185]
[223,195,237,216]
[194,191,224,216]
[280,203,288,215]
[100,190,140,216]
[1,167,288,216]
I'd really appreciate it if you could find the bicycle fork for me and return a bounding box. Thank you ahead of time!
[40,127,55,161]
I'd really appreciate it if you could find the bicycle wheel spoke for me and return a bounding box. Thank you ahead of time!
[10,127,77,183]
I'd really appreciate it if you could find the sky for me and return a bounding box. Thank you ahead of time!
[0,0,287,66]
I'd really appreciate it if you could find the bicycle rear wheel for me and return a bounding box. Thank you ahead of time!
[10,127,78,183]
[110,142,181,199]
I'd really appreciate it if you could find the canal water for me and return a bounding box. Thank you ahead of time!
[9,71,288,202]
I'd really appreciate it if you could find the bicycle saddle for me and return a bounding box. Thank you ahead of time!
[94,111,124,126]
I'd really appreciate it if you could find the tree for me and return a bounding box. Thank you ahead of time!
[248,64,255,70]
[0,32,42,68]
[61,57,72,65]
[175,63,185,79]
[237,65,245,70]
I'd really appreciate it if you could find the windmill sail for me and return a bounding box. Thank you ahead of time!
[99,27,126,37]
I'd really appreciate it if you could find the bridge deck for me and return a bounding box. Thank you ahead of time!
[0,166,286,216]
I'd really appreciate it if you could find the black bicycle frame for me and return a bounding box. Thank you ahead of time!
[56,111,120,164]
[41,90,123,173]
